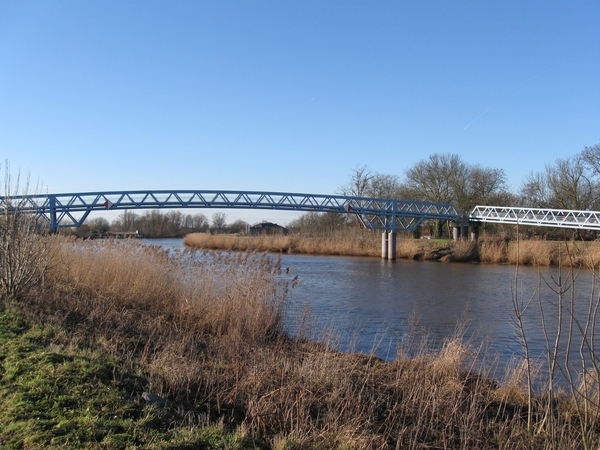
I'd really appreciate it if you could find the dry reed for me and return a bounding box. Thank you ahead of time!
[12,235,599,448]
[186,232,600,269]
[478,239,507,264]
[183,232,382,256]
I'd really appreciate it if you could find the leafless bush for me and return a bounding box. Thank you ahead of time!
[0,165,51,300]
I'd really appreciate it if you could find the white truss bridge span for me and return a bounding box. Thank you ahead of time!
[470,206,600,231]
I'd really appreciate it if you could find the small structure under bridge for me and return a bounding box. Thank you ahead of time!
[3,190,600,260]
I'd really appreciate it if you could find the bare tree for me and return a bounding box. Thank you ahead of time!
[404,154,468,237]
[405,154,468,206]
[546,156,598,210]
[521,155,599,211]
[466,166,510,209]
[581,141,600,176]
[520,172,552,208]
[338,165,373,198]
[211,212,227,233]
[111,210,138,231]
[192,213,209,231]
[366,173,402,199]
[88,217,110,233]
[228,219,249,234]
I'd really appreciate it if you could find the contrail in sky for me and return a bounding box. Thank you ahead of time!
[463,69,550,130]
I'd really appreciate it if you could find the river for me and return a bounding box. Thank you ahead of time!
[145,238,600,384]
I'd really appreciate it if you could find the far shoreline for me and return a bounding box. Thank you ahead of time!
[182,232,600,268]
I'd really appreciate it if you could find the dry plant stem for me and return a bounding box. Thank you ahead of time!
[537,261,561,437]
[564,242,600,449]
[511,223,535,432]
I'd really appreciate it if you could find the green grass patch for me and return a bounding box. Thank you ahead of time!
[0,307,260,449]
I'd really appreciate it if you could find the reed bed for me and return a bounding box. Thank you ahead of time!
[6,235,596,448]
[186,232,600,268]
[479,239,600,268]
[183,232,382,256]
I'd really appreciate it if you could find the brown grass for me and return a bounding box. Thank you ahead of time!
[186,232,600,268]
[11,235,600,448]
[478,239,507,264]
[442,241,478,262]
[183,232,382,256]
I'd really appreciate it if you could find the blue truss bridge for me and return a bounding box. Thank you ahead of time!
[0,189,460,234]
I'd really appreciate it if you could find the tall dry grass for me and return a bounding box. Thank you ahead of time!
[183,232,382,256]
[187,232,600,268]
[10,235,598,448]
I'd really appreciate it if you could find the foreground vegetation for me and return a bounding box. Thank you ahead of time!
[0,308,255,449]
[184,231,600,267]
[1,228,600,448]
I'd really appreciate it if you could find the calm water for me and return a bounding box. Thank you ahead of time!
[145,238,600,379]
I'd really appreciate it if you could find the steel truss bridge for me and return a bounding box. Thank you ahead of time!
[470,205,600,231]
[3,190,600,233]
[0,190,461,233]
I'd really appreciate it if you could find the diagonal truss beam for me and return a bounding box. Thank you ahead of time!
[0,190,461,232]
[470,205,600,230]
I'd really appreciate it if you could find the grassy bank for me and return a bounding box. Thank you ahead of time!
[0,308,252,449]
[2,236,600,448]
[184,232,600,267]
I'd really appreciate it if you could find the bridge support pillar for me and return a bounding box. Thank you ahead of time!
[381,231,396,260]
[470,224,479,243]
[453,226,460,241]
[461,225,469,240]
[388,231,396,260]
[49,195,58,233]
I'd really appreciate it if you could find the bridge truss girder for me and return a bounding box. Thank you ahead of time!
[0,190,460,233]
[470,205,600,231]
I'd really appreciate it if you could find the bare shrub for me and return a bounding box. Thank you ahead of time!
[0,166,51,300]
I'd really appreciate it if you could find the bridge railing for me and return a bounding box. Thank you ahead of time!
[0,190,461,232]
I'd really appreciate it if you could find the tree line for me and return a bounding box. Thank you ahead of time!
[288,141,600,238]
[338,141,600,212]
[76,210,254,238]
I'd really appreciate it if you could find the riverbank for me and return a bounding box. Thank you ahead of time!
[183,232,600,267]
[2,235,598,448]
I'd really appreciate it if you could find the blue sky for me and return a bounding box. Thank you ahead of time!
[1,1,598,225]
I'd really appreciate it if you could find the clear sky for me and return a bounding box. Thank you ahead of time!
[1,1,598,225]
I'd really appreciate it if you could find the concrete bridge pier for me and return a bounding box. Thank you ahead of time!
[381,231,397,260]
[452,226,460,241]
[452,222,479,242]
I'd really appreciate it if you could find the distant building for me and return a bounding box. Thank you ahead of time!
[250,222,289,236]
